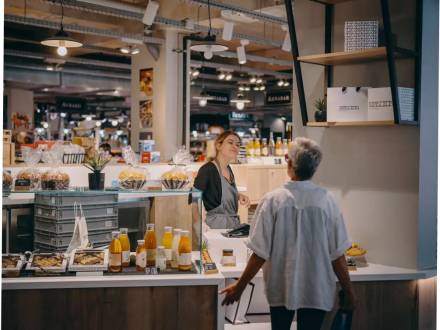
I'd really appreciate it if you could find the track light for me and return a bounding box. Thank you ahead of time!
[142,1,159,26]
[222,21,234,41]
[192,69,200,77]
[249,76,257,84]
[237,39,249,65]
[225,73,233,81]
[281,25,291,52]
[256,77,263,84]
[120,45,140,55]
[277,79,284,87]
[253,86,259,91]
[238,86,245,91]
[260,85,266,91]
[283,81,290,87]
[218,72,226,80]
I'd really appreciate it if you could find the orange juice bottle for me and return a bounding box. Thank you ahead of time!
[162,226,173,267]
[178,230,192,271]
[136,239,146,272]
[171,228,182,269]
[275,137,283,156]
[253,139,261,157]
[144,224,157,267]
[119,228,131,267]
[109,231,122,273]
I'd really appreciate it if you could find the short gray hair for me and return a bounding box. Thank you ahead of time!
[287,137,322,180]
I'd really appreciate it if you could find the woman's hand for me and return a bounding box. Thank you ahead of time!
[220,282,245,306]
[239,193,250,208]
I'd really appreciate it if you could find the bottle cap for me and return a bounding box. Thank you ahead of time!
[146,223,155,231]
[164,226,172,232]
[120,228,128,234]
[137,240,145,245]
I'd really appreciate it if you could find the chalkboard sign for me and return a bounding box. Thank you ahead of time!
[56,97,87,113]
[266,91,291,105]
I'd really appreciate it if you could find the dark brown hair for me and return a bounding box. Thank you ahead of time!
[215,130,241,146]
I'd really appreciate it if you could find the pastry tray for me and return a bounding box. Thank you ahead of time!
[2,254,25,276]
[25,253,68,273]
[68,249,109,272]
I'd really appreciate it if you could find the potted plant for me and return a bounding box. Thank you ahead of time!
[314,97,327,122]
[84,151,111,190]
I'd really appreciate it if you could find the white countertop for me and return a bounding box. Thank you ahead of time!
[217,262,427,281]
[2,272,225,290]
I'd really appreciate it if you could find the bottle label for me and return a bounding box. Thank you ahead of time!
[276,148,283,156]
[262,147,268,156]
[147,249,156,261]
[165,249,172,260]
[178,253,192,266]
[109,252,121,267]
[136,251,146,268]
[122,251,130,264]
[254,149,261,156]
[157,258,167,271]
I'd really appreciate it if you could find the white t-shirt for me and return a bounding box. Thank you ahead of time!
[246,180,351,311]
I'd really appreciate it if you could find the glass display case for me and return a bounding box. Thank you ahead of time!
[2,188,203,275]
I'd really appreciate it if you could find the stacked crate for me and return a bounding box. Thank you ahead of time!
[34,192,119,252]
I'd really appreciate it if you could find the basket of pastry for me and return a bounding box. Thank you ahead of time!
[2,254,25,277]
[3,170,13,192]
[25,253,67,273]
[68,249,109,272]
[15,168,41,191]
[41,170,70,190]
[345,243,368,268]
[118,168,148,190]
[161,167,190,190]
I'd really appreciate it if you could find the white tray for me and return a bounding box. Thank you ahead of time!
[68,249,109,272]
[26,253,68,273]
[2,254,25,275]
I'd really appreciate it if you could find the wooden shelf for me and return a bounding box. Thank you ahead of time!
[298,47,387,65]
[307,120,395,127]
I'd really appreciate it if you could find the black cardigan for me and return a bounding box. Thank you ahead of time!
[193,161,236,211]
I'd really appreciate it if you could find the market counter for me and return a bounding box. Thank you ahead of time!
[2,272,225,330]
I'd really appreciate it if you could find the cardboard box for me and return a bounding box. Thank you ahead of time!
[3,143,15,165]
[327,87,369,122]
[368,87,415,121]
[3,130,12,143]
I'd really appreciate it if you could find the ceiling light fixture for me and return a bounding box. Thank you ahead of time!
[225,73,233,81]
[222,21,234,41]
[277,79,284,87]
[190,0,228,60]
[41,0,83,56]
[283,81,290,87]
[249,76,257,84]
[120,45,140,55]
[142,1,159,26]
[237,39,249,65]
[218,72,226,80]
[256,77,263,84]
[281,25,291,52]
[193,90,214,107]
[231,93,251,110]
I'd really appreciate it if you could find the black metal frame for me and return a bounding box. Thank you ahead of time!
[284,0,421,126]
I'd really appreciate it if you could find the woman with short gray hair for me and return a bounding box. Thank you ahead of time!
[221,137,356,330]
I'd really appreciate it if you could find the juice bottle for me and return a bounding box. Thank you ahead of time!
[282,139,289,156]
[171,228,182,269]
[178,230,192,271]
[162,226,173,267]
[246,140,254,157]
[119,228,131,267]
[268,132,275,156]
[109,231,122,273]
[135,239,146,272]
[253,139,261,157]
[275,137,283,156]
[144,224,157,267]
[156,246,167,272]
[261,138,268,157]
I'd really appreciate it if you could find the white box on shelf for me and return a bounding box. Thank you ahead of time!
[327,87,369,122]
[344,21,379,52]
[367,87,415,121]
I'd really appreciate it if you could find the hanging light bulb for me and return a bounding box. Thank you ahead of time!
[283,81,290,87]
[225,73,232,81]
[277,79,284,87]
[236,102,245,110]
[111,120,118,127]
[57,46,68,56]
[199,99,208,107]
[204,46,214,60]
[218,72,226,80]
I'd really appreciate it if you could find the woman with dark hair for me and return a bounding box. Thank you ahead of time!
[194,131,250,229]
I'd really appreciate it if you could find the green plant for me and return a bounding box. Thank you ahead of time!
[314,97,326,112]
[83,152,111,172]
